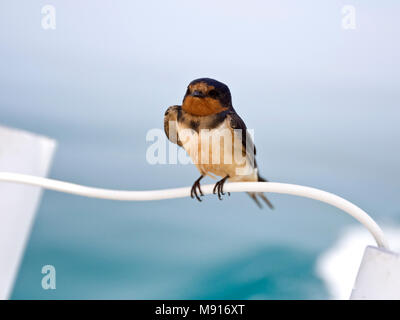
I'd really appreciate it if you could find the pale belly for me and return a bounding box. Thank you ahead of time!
[177,121,258,181]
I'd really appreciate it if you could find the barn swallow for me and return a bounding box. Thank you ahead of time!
[164,78,273,209]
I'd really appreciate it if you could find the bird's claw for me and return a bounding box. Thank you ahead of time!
[213,175,230,200]
[190,176,204,202]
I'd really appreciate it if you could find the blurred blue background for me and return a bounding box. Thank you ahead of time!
[1,0,399,299]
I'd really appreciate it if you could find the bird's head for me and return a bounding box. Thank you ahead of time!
[182,78,232,116]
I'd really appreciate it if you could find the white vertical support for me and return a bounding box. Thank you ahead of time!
[351,246,400,300]
[0,125,56,299]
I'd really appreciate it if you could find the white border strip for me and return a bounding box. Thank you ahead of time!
[0,172,389,249]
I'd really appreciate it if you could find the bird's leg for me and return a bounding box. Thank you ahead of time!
[213,175,230,200]
[190,175,204,202]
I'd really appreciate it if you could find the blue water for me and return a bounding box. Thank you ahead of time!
[1,1,399,299]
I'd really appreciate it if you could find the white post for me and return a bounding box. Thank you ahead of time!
[351,246,400,300]
[0,126,56,299]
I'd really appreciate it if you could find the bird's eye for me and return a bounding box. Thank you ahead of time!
[208,89,219,98]
[185,88,191,96]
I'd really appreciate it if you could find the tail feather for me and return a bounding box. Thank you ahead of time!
[246,175,274,209]
[258,193,274,209]
[247,192,262,209]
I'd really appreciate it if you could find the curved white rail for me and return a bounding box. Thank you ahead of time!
[0,171,389,249]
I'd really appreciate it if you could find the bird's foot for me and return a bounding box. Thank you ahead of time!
[190,175,204,202]
[213,175,230,200]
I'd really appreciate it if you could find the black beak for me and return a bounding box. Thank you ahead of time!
[192,90,205,98]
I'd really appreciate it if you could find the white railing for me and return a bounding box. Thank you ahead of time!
[0,171,389,249]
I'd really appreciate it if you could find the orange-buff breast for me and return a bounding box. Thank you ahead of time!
[182,96,228,116]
